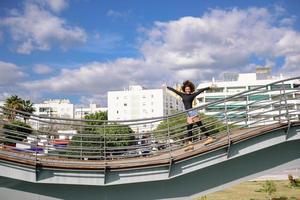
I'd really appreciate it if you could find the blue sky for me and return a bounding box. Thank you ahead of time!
[0,0,300,106]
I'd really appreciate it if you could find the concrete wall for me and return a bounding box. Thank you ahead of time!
[0,125,300,200]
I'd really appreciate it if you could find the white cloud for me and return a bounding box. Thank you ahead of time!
[0,61,25,86]
[276,30,300,55]
[282,54,300,75]
[18,7,300,104]
[274,5,286,16]
[33,64,53,74]
[79,94,107,107]
[140,7,300,79]
[106,9,130,19]
[81,32,123,53]
[0,92,11,101]
[279,16,296,27]
[36,0,69,13]
[22,58,171,95]
[0,0,86,54]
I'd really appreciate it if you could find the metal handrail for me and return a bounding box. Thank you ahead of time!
[0,76,299,166]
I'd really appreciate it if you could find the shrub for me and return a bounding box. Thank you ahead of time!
[259,180,277,200]
[288,175,298,188]
[2,120,32,145]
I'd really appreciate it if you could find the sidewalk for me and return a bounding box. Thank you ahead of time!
[252,168,300,181]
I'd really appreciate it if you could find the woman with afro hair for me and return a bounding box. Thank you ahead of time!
[167,80,215,150]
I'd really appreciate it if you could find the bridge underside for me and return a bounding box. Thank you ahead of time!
[0,124,300,200]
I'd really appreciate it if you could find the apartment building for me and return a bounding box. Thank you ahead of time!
[108,85,184,132]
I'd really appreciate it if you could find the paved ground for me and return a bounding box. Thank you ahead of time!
[253,168,300,181]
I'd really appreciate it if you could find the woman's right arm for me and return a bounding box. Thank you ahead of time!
[167,86,183,96]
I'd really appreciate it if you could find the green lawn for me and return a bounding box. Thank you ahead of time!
[195,180,300,200]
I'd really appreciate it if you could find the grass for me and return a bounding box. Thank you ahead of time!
[195,180,300,200]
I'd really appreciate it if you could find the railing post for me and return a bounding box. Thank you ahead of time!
[166,116,172,156]
[35,132,38,166]
[281,82,290,124]
[278,83,283,124]
[246,94,249,127]
[80,121,83,160]
[166,115,174,178]
[281,82,292,140]
[224,99,231,158]
[103,122,107,162]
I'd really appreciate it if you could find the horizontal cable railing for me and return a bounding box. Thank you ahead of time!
[0,76,299,166]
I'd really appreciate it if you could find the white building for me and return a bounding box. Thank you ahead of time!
[196,68,300,125]
[30,99,74,130]
[0,101,4,118]
[74,104,107,119]
[34,99,74,118]
[108,85,184,132]
[56,130,78,140]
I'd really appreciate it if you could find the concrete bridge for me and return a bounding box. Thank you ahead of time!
[0,77,300,200]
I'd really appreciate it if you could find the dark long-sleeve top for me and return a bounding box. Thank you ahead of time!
[167,86,210,110]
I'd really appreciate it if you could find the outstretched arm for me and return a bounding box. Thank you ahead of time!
[194,87,211,96]
[167,86,184,96]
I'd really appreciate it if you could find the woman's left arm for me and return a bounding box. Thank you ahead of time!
[194,87,211,96]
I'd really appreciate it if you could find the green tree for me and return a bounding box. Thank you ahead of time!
[67,111,134,159]
[20,100,36,122]
[155,111,232,141]
[84,111,107,125]
[3,96,35,122]
[4,95,23,121]
[2,120,33,146]
[155,112,186,141]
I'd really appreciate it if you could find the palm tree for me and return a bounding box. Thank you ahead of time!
[4,95,23,121]
[21,100,36,122]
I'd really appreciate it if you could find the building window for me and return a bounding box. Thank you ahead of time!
[117,110,119,114]
[270,84,291,90]
[227,87,246,93]
[231,96,247,101]
[39,107,50,112]
[124,103,127,106]
[206,87,224,93]
[249,95,269,101]
[248,85,267,91]
[205,96,225,102]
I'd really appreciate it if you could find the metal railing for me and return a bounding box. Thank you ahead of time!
[0,76,299,168]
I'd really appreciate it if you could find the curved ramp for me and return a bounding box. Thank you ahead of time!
[0,77,300,199]
[0,123,300,200]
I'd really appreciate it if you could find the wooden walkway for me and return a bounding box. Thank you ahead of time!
[0,122,297,170]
